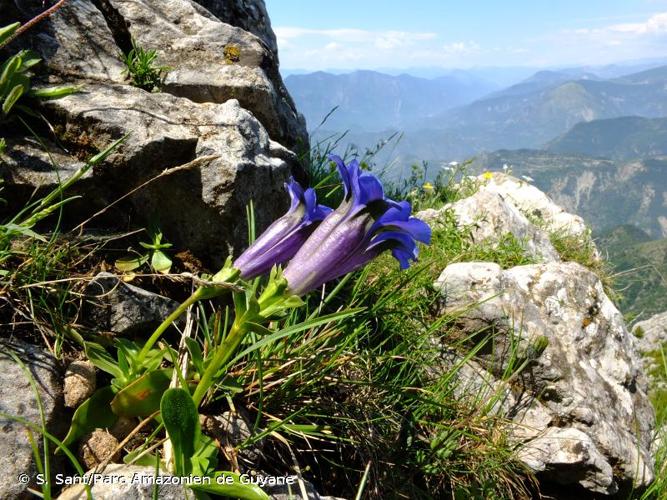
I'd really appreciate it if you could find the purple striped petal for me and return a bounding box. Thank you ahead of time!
[233,178,332,279]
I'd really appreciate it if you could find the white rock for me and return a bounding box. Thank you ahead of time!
[479,172,589,237]
[434,261,655,494]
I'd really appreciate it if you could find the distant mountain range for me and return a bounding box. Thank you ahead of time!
[284,70,497,132]
[422,66,667,152]
[288,64,667,162]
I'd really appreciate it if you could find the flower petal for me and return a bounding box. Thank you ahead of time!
[285,178,304,213]
[384,218,432,244]
[358,173,384,206]
[328,154,351,198]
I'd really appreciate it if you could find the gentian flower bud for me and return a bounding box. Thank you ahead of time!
[283,155,431,295]
[233,178,332,279]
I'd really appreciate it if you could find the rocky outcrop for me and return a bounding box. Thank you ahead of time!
[423,174,656,495]
[1,0,306,265]
[0,340,64,499]
[435,260,654,495]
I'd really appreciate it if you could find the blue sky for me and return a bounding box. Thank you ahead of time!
[264,0,667,70]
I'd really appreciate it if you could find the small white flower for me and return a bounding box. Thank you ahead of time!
[449,161,459,166]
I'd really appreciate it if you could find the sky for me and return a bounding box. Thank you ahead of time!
[263,0,667,71]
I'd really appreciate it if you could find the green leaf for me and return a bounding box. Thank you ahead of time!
[151,249,172,274]
[115,253,149,272]
[30,85,79,99]
[160,388,199,476]
[185,338,204,375]
[191,434,219,477]
[84,341,123,379]
[2,83,25,115]
[0,53,22,94]
[0,23,20,47]
[111,368,172,417]
[19,54,41,71]
[59,387,117,452]
[189,471,270,500]
[123,448,161,467]
[1,222,46,241]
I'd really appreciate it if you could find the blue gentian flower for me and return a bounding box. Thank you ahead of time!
[233,178,332,279]
[282,155,431,295]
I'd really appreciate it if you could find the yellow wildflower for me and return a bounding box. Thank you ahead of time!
[482,171,493,180]
[422,182,434,193]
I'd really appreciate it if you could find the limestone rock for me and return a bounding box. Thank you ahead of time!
[1,0,306,149]
[84,272,179,335]
[435,261,655,495]
[64,360,96,408]
[0,340,64,499]
[0,137,88,190]
[43,85,295,265]
[3,0,127,83]
[1,0,306,265]
[632,310,667,355]
[57,464,189,499]
[517,427,615,493]
[193,0,279,57]
[418,189,560,262]
[478,173,589,238]
[428,348,553,442]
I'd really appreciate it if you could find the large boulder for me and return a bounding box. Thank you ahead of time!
[435,261,655,495]
[2,0,305,148]
[1,0,307,265]
[0,340,64,499]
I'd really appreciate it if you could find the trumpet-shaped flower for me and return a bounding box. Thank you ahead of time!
[283,155,431,296]
[233,178,331,279]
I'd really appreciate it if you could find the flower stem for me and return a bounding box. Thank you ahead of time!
[136,286,207,364]
[192,321,247,406]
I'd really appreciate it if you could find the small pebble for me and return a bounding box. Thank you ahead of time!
[79,429,120,469]
[64,360,96,408]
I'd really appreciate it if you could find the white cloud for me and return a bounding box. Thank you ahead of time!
[608,12,667,34]
[274,10,667,71]
[274,25,469,69]
[441,41,480,55]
